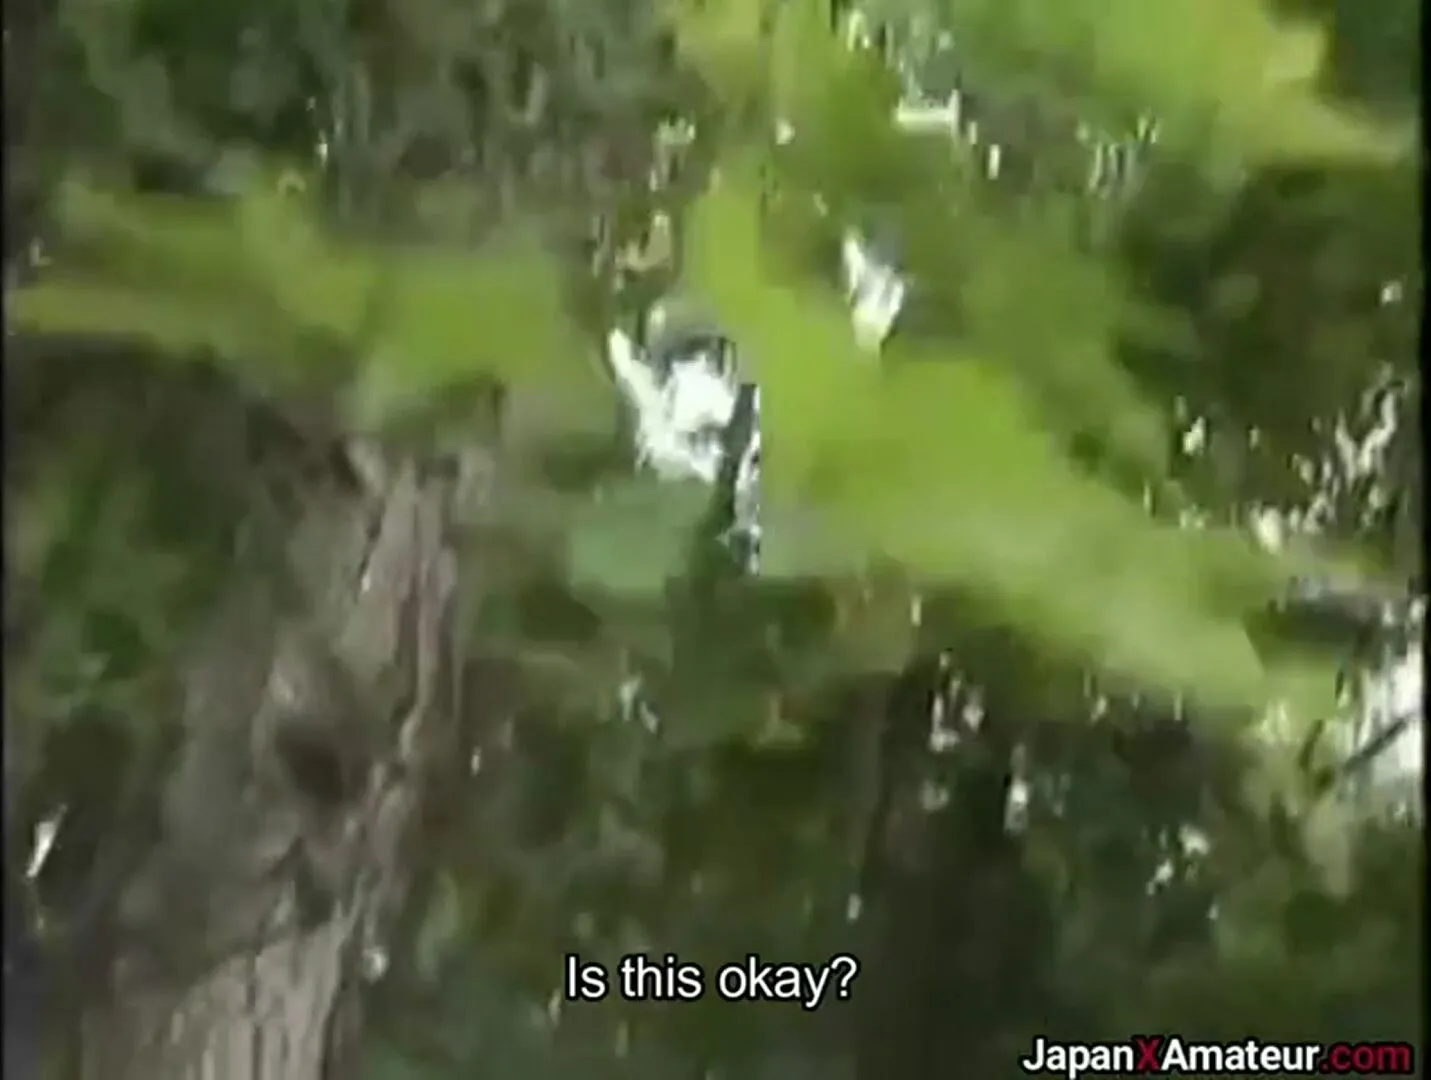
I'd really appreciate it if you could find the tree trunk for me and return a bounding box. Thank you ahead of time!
[61,422,469,1080]
[856,659,1056,1080]
[78,916,360,1080]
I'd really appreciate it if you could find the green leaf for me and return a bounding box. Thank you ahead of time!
[14,178,608,424]
[883,0,1408,162]
[11,278,300,365]
[565,479,714,599]
[687,172,1345,721]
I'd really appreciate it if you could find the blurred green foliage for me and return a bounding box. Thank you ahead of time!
[3,0,1421,1076]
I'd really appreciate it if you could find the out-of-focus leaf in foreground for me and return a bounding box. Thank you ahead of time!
[686,171,1349,725]
[12,179,605,427]
[874,0,1410,162]
[565,478,714,599]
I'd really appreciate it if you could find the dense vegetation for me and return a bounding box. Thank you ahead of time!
[3,0,1423,1077]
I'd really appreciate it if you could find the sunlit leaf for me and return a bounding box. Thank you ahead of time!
[16,178,608,428]
[687,171,1349,719]
[877,0,1407,162]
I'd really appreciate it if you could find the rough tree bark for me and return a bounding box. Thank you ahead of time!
[70,437,469,1080]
